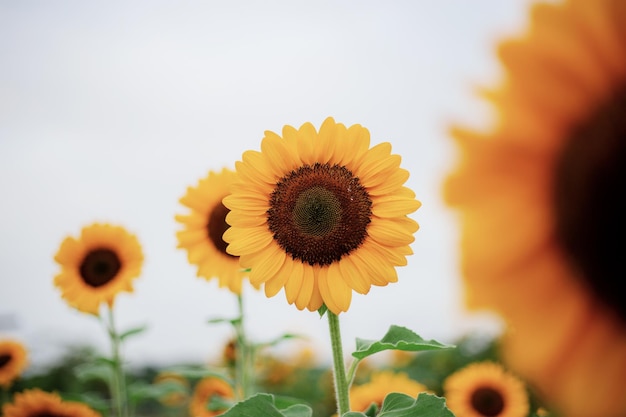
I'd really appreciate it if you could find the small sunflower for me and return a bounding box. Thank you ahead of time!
[443,362,529,417]
[2,389,102,417]
[443,1,626,416]
[0,339,28,388]
[223,117,420,314]
[53,223,143,315]
[350,371,428,413]
[176,168,250,294]
[153,372,190,407]
[189,377,234,417]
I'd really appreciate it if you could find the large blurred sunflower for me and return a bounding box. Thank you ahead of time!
[0,339,28,388]
[2,389,102,417]
[54,223,143,315]
[223,117,420,314]
[443,0,626,416]
[176,168,249,294]
[189,377,234,417]
[350,371,428,413]
[443,362,529,417]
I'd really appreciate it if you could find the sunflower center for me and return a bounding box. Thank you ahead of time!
[0,354,11,368]
[470,386,504,416]
[79,248,122,288]
[207,201,236,258]
[267,163,372,266]
[554,85,626,323]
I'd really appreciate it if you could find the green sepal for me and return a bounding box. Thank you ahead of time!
[220,393,313,417]
[317,304,328,318]
[352,325,455,360]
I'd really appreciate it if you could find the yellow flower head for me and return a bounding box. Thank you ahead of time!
[443,362,529,417]
[53,223,143,315]
[189,377,234,417]
[0,339,28,388]
[176,168,252,294]
[2,388,102,417]
[153,372,189,407]
[350,371,428,412]
[223,117,420,314]
[443,1,626,416]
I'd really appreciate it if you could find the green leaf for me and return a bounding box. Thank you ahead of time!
[317,304,328,318]
[258,333,306,349]
[343,402,379,417]
[352,325,455,360]
[343,413,369,417]
[161,365,231,382]
[74,362,112,384]
[119,324,149,341]
[377,392,455,417]
[221,393,312,417]
[208,316,241,326]
[127,379,188,404]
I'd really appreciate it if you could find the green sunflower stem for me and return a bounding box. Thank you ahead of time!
[235,293,252,400]
[106,305,128,417]
[327,310,350,416]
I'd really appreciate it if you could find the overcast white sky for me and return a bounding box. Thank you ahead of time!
[0,1,532,370]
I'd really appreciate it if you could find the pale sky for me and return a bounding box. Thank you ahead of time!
[0,1,531,370]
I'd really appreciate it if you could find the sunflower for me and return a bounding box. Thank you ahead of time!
[0,339,28,388]
[2,389,102,417]
[176,168,250,294]
[53,223,143,315]
[350,371,429,413]
[443,1,626,416]
[153,371,189,407]
[223,117,420,314]
[188,377,234,417]
[443,362,529,417]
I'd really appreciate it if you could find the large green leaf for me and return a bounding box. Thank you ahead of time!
[221,393,313,417]
[377,392,455,417]
[352,325,454,360]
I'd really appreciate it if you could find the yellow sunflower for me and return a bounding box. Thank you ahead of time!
[2,389,102,417]
[443,1,626,416]
[223,117,420,314]
[53,223,143,315]
[176,168,250,294]
[350,371,429,413]
[443,362,529,417]
[153,371,189,407]
[188,377,234,417]
[0,339,28,388]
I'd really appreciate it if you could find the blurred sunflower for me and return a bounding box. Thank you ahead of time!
[443,1,626,415]
[443,362,528,417]
[189,377,234,417]
[350,371,428,412]
[223,117,420,314]
[153,371,189,407]
[0,339,28,388]
[177,168,251,294]
[2,389,101,417]
[53,223,143,315]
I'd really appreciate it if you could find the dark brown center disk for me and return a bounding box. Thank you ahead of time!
[208,201,236,258]
[553,85,626,323]
[0,353,11,368]
[79,248,122,287]
[471,386,505,417]
[267,163,372,266]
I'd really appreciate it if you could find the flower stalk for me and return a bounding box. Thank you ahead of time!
[234,293,252,400]
[327,310,350,416]
[104,306,128,417]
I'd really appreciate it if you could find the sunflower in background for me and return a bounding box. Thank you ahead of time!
[349,371,429,413]
[188,377,234,417]
[0,339,28,388]
[2,389,102,417]
[444,0,626,416]
[176,168,252,294]
[443,362,529,417]
[53,223,143,315]
[223,117,420,314]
